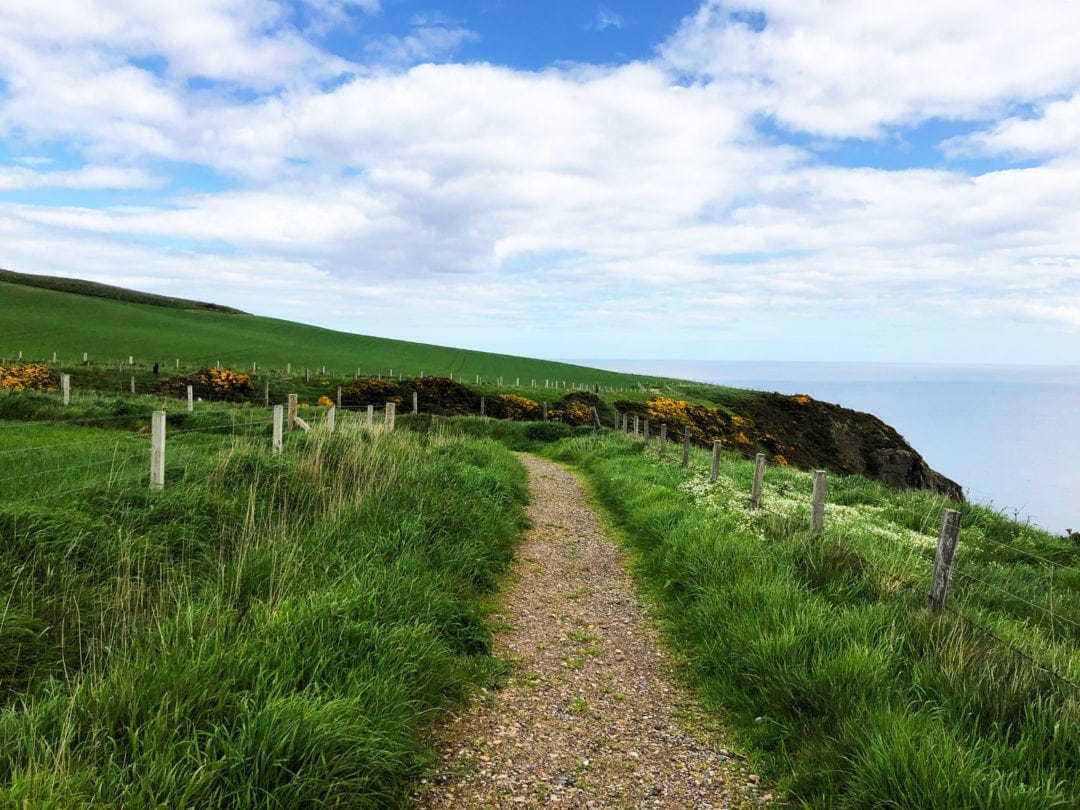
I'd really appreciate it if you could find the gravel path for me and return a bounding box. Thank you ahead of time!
[416,454,772,808]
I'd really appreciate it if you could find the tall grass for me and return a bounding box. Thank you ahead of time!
[1,413,527,806]
[545,431,1080,808]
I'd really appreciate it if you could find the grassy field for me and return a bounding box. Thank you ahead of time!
[0,277,656,391]
[0,395,528,806]
[532,430,1080,807]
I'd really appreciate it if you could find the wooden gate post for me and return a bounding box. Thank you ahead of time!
[287,394,298,430]
[750,453,766,509]
[929,509,963,613]
[811,471,827,533]
[150,411,166,490]
[272,405,283,453]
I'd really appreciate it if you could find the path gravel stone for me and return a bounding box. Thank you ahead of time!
[416,454,772,808]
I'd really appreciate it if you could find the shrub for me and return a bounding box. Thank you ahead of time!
[524,422,575,442]
[340,377,403,408]
[400,377,479,416]
[494,394,543,421]
[154,367,254,402]
[0,363,55,391]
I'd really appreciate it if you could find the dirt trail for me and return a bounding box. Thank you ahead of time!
[416,455,770,808]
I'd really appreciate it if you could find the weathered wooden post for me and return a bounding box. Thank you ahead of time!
[186,385,194,412]
[51,351,57,363]
[633,415,639,437]
[128,355,133,365]
[150,410,166,490]
[480,396,486,417]
[337,386,342,408]
[811,471,827,533]
[681,426,691,468]
[660,423,667,455]
[929,509,962,613]
[592,406,601,429]
[644,420,650,446]
[264,380,269,407]
[252,362,257,374]
[366,404,374,429]
[613,409,620,429]
[82,352,88,363]
[286,362,291,375]
[621,413,628,432]
[413,391,418,415]
[710,440,722,483]
[304,368,310,382]
[750,453,766,509]
[326,405,336,433]
[130,376,136,395]
[61,373,71,406]
[272,405,283,453]
[542,402,548,420]
[287,394,298,430]
[385,401,396,431]
[174,358,179,369]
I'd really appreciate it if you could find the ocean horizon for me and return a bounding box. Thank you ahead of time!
[576,360,1080,537]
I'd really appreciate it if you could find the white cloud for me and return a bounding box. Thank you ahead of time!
[592,7,625,31]
[365,24,479,65]
[0,165,163,190]
[945,95,1080,160]
[660,1,1080,138]
[2,1,1080,361]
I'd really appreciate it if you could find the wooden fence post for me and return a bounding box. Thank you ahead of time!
[480,396,486,417]
[326,405,336,433]
[542,402,548,420]
[150,411,166,490]
[644,420,650,446]
[811,471,827,533]
[660,423,667,455]
[337,386,342,408]
[128,355,134,365]
[287,394,298,430]
[286,363,291,375]
[385,402,396,431]
[613,409,620,428]
[633,415,639,437]
[305,368,310,382]
[187,385,194,412]
[130,376,136,395]
[61,373,71,406]
[591,407,601,429]
[750,453,766,509]
[929,509,962,613]
[52,351,57,363]
[413,391,418,415]
[621,414,627,432]
[710,440,722,483]
[272,405,283,453]
[366,404,374,429]
[681,426,691,468]
[264,380,269,407]
[82,352,88,363]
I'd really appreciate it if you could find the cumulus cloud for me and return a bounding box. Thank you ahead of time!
[660,0,1080,138]
[1,1,1079,360]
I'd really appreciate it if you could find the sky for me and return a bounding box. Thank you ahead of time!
[2,1,1080,364]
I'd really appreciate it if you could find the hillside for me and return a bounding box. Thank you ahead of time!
[0,270,960,497]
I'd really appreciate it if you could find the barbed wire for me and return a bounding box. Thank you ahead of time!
[941,603,1080,693]
[950,569,1080,635]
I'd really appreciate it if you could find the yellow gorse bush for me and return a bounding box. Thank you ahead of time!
[0,363,55,391]
[496,393,542,420]
[316,395,334,407]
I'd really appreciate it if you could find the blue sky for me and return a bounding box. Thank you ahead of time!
[2,1,1079,364]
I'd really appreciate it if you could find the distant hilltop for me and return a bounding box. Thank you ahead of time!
[0,268,248,314]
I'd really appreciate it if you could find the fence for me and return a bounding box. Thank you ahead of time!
[614,412,1080,694]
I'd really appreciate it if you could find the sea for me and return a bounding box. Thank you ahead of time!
[585,361,1080,537]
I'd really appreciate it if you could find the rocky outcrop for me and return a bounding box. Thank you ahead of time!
[735,393,964,501]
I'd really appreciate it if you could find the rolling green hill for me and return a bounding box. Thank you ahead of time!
[0,270,647,388]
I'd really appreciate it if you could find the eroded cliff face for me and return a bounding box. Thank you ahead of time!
[736,393,963,501]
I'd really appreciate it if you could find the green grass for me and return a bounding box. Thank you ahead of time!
[0,403,529,806]
[539,430,1080,808]
[0,278,657,391]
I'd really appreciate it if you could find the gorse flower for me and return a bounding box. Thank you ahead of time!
[0,363,55,391]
